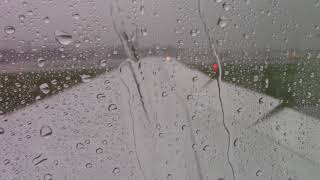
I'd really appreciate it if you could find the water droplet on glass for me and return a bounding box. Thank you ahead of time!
[159,133,164,137]
[222,2,231,11]
[256,169,262,176]
[265,78,269,88]
[37,57,46,67]
[85,163,93,168]
[0,127,4,134]
[44,173,53,180]
[96,93,106,100]
[40,125,52,137]
[182,124,187,130]
[72,13,80,20]
[190,29,200,37]
[215,0,222,3]
[108,104,117,112]
[51,79,58,85]
[102,140,108,145]
[3,159,10,165]
[96,148,103,154]
[104,80,110,86]
[187,95,193,101]
[39,83,50,94]
[76,143,84,150]
[202,145,210,151]
[218,178,225,180]
[192,76,198,82]
[217,16,228,28]
[55,30,73,45]
[27,10,33,15]
[113,167,120,174]
[19,15,25,21]
[141,28,148,36]
[80,74,91,83]
[100,59,107,67]
[234,137,240,147]
[43,17,50,24]
[191,144,197,149]
[162,92,168,97]
[4,26,15,34]
[53,160,58,166]
[84,139,90,144]
[243,33,249,39]
[259,97,264,104]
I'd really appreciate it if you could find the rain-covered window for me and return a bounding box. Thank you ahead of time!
[0,0,320,180]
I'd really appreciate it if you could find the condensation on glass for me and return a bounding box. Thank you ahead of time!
[0,0,319,180]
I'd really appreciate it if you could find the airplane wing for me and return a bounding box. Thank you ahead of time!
[0,57,319,180]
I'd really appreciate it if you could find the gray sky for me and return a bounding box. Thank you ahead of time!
[0,0,319,50]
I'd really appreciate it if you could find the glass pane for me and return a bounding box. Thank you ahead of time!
[0,0,319,180]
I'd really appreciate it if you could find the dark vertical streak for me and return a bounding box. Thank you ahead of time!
[126,61,151,124]
[120,73,147,180]
[110,2,139,62]
[110,2,150,123]
[196,0,235,180]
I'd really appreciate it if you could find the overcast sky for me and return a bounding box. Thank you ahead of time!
[0,0,319,50]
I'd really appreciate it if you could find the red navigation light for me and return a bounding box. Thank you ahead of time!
[212,63,218,74]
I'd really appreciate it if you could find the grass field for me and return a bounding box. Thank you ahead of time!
[0,69,105,114]
[192,58,320,117]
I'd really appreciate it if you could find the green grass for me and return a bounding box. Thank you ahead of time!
[195,60,320,110]
[0,69,105,114]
